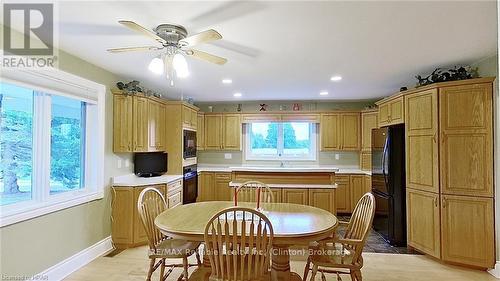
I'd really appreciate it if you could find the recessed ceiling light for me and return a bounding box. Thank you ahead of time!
[330,76,342,81]
[233,92,242,97]
[222,79,232,84]
[320,91,329,96]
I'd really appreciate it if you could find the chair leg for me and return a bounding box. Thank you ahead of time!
[310,264,319,281]
[303,256,311,281]
[350,270,356,281]
[354,270,362,281]
[159,258,166,281]
[147,258,155,281]
[182,256,189,281]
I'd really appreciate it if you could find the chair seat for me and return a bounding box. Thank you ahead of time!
[308,242,360,269]
[150,238,201,258]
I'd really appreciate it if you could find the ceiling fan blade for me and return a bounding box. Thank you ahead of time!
[187,49,227,65]
[179,29,222,47]
[118,20,166,44]
[189,1,266,29]
[107,46,162,53]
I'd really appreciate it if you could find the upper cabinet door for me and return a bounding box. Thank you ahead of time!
[361,111,378,151]
[378,103,390,127]
[156,102,166,151]
[113,94,133,152]
[182,105,192,128]
[389,97,404,124]
[147,100,159,151]
[439,83,493,197]
[405,89,439,193]
[223,114,241,150]
[204,114,223,150]
[341,113,361,150]
[132,96,148,152]
[320,114,341,151]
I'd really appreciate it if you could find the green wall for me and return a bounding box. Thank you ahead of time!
[0,26,134,277]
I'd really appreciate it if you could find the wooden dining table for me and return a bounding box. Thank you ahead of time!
[155,201,338,281]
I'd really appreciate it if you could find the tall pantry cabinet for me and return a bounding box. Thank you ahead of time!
[405,78,494,268]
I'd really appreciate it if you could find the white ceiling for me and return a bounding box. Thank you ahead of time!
[22,1,500,101]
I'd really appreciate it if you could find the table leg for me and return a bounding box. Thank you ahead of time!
[271,246,301,281]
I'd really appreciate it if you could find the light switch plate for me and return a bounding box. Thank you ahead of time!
[335,154,340,160]
[125,159,130,167]
[224,153,232,159]
[117,159,122,169]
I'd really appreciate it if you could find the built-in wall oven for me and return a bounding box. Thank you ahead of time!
[183,129,197,159]
[183,164,198,204]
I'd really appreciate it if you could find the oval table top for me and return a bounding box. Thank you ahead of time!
[155,201,338,245]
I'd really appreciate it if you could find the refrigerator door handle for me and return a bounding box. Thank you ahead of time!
[382,135,389,189]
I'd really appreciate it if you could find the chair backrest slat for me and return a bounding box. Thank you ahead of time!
[204,207,274,281]
[137,187,168,251]
[234,181,275,208]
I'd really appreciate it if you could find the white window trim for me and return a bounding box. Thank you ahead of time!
[0,68,105,227]
[245,122,317,161]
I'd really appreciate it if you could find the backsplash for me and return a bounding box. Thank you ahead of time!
[197,151,360,167]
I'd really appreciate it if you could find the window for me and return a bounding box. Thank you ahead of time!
[246,122,316,160]
[0,68,105,227]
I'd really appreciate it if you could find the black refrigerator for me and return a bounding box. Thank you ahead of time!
[371,124,406,246]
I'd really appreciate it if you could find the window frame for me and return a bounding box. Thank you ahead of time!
[245,122,317,161]
[0,68,105,227]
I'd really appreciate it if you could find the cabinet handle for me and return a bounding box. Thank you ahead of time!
[441,131,445,143]
[442,198,446,208]
[434,197,438,207]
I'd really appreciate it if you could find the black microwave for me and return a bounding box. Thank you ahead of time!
[183,129,197,159]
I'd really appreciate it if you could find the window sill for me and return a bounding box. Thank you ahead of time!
[0,191,104,227]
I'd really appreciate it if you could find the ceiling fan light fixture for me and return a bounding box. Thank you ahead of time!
[148,57,164,75]
[173,53,189,78]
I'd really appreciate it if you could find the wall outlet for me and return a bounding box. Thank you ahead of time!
[224,153,232,160]
[117,159,122,169]
[335,153,340,160]
[125,158,130,167]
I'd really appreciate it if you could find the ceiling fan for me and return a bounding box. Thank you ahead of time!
[108,20,227,80]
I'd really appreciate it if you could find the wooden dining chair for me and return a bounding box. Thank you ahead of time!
[137,187,202,281]
[303,192,375,281]
[203,207,274,281]
[234,181,274,209]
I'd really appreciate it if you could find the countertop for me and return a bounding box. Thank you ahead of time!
[197,164,371,175]
[112,174,183,187]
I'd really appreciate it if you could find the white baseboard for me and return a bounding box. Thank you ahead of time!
[488,262,500,279]
[39,236,114,281]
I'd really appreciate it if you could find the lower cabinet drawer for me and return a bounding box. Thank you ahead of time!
[168,189,182,208]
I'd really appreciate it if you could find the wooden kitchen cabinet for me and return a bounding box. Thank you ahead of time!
[335,175,351,213]
[132,96,149,152]
[113,94,133,152]
[197,172,216,201]
[377,95,404,127]
[222,114,241,150]
[113,91,167,153]
[148,100,166,151]
[204,113,241,150]
[406,188,440,259]
[360,110,378,171]
[440,194,494,268]
[215,172,232,201]
[439,83,493,197]
[320,113,360,151]
[182,105,198,129]
[405,89,439,193]
[282,188,309,205]
[197,113,205,150]
[320,113,341,150]
[112,184,168,249]
[309,188,336,214]
[350,175,370,209]
[204,115,223,150]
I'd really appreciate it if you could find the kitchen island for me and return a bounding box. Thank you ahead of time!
[197,165,371,214]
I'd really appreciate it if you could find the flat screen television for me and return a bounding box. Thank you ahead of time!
[134,152,168,177]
